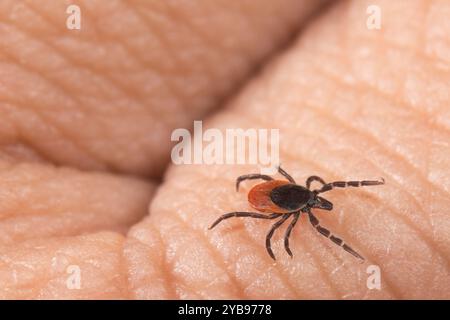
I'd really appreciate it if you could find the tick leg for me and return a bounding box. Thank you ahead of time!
[306,176,326,189]
[236,174,273,191]
[307,211,365,260]
[209,212,281,229]
[284,212,300,257]
[278,166,296,183]
[315,178,385,194]
[266,214,291,260]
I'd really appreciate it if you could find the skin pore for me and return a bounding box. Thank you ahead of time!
[0,0,449,299]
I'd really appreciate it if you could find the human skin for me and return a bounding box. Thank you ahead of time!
[0,0,449,299]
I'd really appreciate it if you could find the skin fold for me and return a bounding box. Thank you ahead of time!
[0,0,449,299]
[0,0,324,177]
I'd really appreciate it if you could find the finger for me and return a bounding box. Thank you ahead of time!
[0,232,128,299]
[0,159,155,245]
[0,0,327,177]
[124,0,450,299]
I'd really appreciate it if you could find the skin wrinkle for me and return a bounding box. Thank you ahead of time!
[243,263,301,298]
[118,238,131,299]
[2,99,126,172]
[1,0,330,177]
[19,1,64,33]
[2,44,165,174]
[157,1,233,61]
[158,196,250,299]
[0,169,49,211]
[15,104,106,170]
[298,99,436,213]
[154,2,252,100]
[298,92,450,254]
[156,223,178,299]
[284,134,447,296]
[147,211,219,299]
[163,1,261,62]
[170,250,207,299]
[126,0,245,120]
[427,142,449,251]
[288,224,342,299]
[0,24,91,107]
[126,1,195,74]
[0,111,50,167]
[237,57,449,255]
[309,39,450,133]
[2,9,176,140]
[94,234,127,298]
[233,243,299,299]
[7,101,106,175]
[303,42,450,133]
[161,176,300,298]
[27,0,149,91]
[424,119,432,245]
[301,242,377,300]
[81,2,187,116]
[364,46,450,128]
[269,199,367,298]
[0,232,128,299]
[115,3,324,120]
[97,1,193,115]
[83,233,126,298]
[127,222,180,299]
[280,126,450,268]
[306,48,445,135]
[159,0,304,69]
[0,51,109,169]
[22,0,162,84]
[0,162,155,244]
[23,1,176,131]
[304,4,450,124]
[2,136,48,165]
[348,7,450,69]
[4,3,139,168]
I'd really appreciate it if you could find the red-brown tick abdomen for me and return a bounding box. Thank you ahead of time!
[247,180,292,214]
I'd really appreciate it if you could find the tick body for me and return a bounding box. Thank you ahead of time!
[209,166,384,261]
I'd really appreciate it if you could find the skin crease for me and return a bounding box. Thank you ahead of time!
[0,160,156,244]
[0,0,449,299]
[0,0,325,177]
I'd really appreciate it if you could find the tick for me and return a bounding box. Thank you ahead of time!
[209,166,384,261]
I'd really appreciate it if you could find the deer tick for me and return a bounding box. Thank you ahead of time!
[209,166,384,261]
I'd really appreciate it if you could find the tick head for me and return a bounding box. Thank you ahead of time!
[313,196,333,211]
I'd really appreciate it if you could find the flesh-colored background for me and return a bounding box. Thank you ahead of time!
[0,0,449,299]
